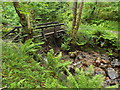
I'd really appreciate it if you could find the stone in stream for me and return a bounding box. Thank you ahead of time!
[82,60,93,67]
[69,51,78,58]
[111,59,120,67]
[103,77,111,87]
[75,54,83,61]
[106,68,119,79]
[101,54,109,60]
[72,61,81,66]
[94,67,106,76]
[110,79,119,85]
[94,57,101,67]
[72,61,82,68]
[101,59,109,64]
[100,63,108,69]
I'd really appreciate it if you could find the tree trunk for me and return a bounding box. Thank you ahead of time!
[72,0,77,30]
[13,2,32,43]
[71,0,84,44]
[76,0,84,31]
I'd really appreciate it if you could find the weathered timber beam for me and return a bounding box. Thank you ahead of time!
[41,28,47,41]
[3,27,17,37]
[33,22,59,27]
[35,23,64,29]
[3,22,65,39]
[12,33,21,41]
[12,22,59,28]
[54,26,58,37]
[13,26,22,28]
[33,30,65,38]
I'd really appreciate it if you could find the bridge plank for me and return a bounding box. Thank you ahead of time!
[3,27,17,37]
[3,22,65,41]
[33,29,65,38]
[35,23,64,29]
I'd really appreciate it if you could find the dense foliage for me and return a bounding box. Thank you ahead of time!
[2,40,109,88]
[1,1,119,88]
[2,2,118,29]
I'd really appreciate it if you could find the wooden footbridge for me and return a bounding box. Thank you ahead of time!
[3,22,65,42]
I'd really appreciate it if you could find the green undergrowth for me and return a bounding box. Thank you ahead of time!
[62,26,119,56]
[80,21,119,32]
[76,27,119,55]
[2,39,118,88]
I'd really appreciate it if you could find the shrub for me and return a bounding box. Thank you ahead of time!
[65,65,104,88]
[76,25,119,52]
[2,40,45,88]
[2,40,118,88]
[61,36,71,51]
[46,49,71,73]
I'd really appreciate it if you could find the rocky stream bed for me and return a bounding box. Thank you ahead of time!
[61,50,120,87]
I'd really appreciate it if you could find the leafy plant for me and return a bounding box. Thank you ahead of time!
[64,65,104,88]
[61,36,71,51]
[2,40,45,88]
[46,49,71,72]
[2,41,118,88]
[76,25,119,53]
[20,39,44,54]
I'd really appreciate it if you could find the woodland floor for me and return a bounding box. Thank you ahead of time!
[2,29,120,87]
[37,40,120,87]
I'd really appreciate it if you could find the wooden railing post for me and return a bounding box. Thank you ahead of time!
[41,28,47,41]
[54,26,58,38]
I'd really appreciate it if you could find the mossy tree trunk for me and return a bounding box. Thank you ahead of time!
[71,0,84,45]
[13,2,33,43]
[72,0,77,30]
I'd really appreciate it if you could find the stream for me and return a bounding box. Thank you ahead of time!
[61,50,120,87]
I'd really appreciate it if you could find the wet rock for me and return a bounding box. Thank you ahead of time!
[108,55,116,61]
[96,59,101,64]
[110,79,119,85]
[103,77,111,87]
[79,53,86,58]
[118,78,120,84]
[94,67,106,75]
[101,54,109,60]
[96,57,101,61]
[114,68,120,77]
[103,78,119,87]
[111,59,120,67]
[94,57,101,67]
[75,54,83,61]
[72,61,81,66]
[100,63,108,69]
[72,61,82,68]
[82,55,86,58]
[106,68,119,79]
[69,51,79,58]
[69,52,76,58]
[82,60,93,67]
[101,59,109,64]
